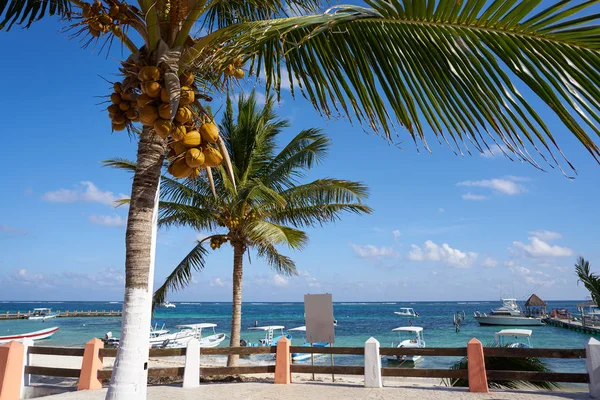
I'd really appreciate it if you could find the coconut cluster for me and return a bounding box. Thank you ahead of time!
[210,236,227,250]
[224,57,245,79]
[108,82,139,131]
[81,0,130,37]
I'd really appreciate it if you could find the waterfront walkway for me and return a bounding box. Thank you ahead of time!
[41,382,588,400]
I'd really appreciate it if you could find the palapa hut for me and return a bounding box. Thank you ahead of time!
[524,294,547,317]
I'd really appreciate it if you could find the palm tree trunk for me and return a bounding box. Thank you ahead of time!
[106,127,167,400]
[227,242,245,367]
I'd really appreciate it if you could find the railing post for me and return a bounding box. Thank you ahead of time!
[0,341,24,400]
[586,337,600,397]
[467,338,488,393]
[364,337,382,388]
[183,339,200,388]
[274,337,291,384]
[77,338,104,391]
[20,338,33,399]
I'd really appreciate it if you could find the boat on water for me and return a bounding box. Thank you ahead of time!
[28,308,59,321]
[474,298,544,326]
[103,321,194,348]
[174,323,226,348]
[386,326,426,363]
[161,301,176,308]
[495,329,533,348]
[394,308,419,317]
[241,326,291,347]
[0,327,59,344]
[287,326,330,362]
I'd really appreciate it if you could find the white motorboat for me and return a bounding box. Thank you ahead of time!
[161,301,176,308]
[242,326,291,347]
[287,326,330,362]
[474,298,543,326]
[495,329,533,348]
[175,323,226,348]
[0,327,59,344]
[386,326,425,363]
[28,308,59,321]
[103,321,195,348]
[394,308,419,317]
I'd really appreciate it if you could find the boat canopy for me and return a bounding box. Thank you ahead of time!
[176,323,217,329]
[249,325,285,331]
[288,326,306,332]
[496,329,532,337]
[33,308,51,311]
[399,308,414,311]
[392,326,423,333]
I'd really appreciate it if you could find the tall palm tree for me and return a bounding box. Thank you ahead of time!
[108,91,372,366]
[575,257,600,308]
[4,0,600,397]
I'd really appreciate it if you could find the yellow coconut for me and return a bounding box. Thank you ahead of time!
[107,104,120,115]
[182,130,201,147]
[110,92,122,104]
[88,19,103,31]
[233,56,244,67]
[234,68,245,79]
[175,106,193,123]
[112,122,126,131]
[171,124,187,141]
[91,0,102,13]
[139,66,160,82]
[185,148,205,168]
[121,91,136,101]
[140,105,159,126]
[168,158,193,179]
[171,141,188,155]
[89,27,100,37]
[136,94,154,107]
[180,86,195,106]
[199,122,219,144]
[160,88,170,103]
[99,14,113,24]
[154,119,173,139]
[125,109,139,120]
[203,146,223,167]
[158,103,172,120]
[224,64,235,76]
[119,101,130,111]
[109,5,119,17]
[180,72,194,86]
[141,81,161,98]
[82,4,92,18]
[112,114,126,125]
[189,168,201,179]
[113,82,122,93]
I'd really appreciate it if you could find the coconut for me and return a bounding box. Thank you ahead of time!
[91,0,102,13]
[113,82,122,93]
[119,101,130,111]
[224,64,235,76]
[136,94,154,107]
[175,106,193,123]
[88,19,102,31]
[189,168,201,179]
[140,105,159,126]
[154,119,173,139]
[99,14,112,24]
[158,103,171,120]
[139,66,160,82]
[107,104,120,115]
[112,114,126,125]
[234,69,245,79]
[180,72,194,86]
[171,141,188,155]
[182,130,201,147]
[112,122,126,131]
[199,122,219,143]
[233,56,244,67]
[168,158,193,179]
[160,88,170,103]
[110,92,122,104]
[185,148,205,168]
[89,27,100,37]
[203,146,223,167]
[125,109,139,120]
[142,81,161,98]
[109,5,120,17]
[121,91,136,101]
[180,86,195,106]
[82,4,92,18]
[172,124,187,141]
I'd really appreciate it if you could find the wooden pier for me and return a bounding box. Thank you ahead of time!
[543,316,600,335]
[0,310,122,320]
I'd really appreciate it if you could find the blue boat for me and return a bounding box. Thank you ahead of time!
[287,326,330,362]
[242,325,291,347]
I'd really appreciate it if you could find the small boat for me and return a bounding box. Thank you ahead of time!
[495,329,533,348]
[474,298,543,326]
[386,326,425,363]
[287,326,330,362]
[0,327,59,344]
[28,308,59,321]
[394,307,419,317]
[242,325,291,347]
[161,301,176,308]
[175,323,226,348]
[103,321,195,348]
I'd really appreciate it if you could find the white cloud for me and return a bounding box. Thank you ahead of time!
[438,208,445,213]
[408,240,478,268]
[0,224,27,235]
[89,215,126,227]
[43,181,127,207]
[6,267,124,290]
[529,230,562,241]
[210,277,225,287]
[457,177,527,195]
[300,271,320,288]
[273,275,289,287]
[507,264,556,287]
[461,193,488,201]
[512,236,573,258]
[351,244,399,259]
[480,144,509,158]
[482,257,498,268]
[392,230,400,240]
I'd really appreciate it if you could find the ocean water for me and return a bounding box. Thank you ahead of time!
[0,300,590,373]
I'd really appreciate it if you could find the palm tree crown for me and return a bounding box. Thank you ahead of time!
[575,257,600,308]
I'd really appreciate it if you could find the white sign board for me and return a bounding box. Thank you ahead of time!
[304,294,335,344]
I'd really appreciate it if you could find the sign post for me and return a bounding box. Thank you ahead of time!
[304,294,335,381]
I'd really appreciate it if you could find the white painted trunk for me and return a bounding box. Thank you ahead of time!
[105,179,160,400]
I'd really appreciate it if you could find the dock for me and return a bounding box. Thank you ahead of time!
[0,310,122,320]
[543,316,600,335]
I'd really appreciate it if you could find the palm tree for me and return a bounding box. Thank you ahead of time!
[108,91,372,366]
[4,0,600,397]
[575,257,600,308]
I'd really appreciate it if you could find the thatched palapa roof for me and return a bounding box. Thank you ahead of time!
[525,294,547,307]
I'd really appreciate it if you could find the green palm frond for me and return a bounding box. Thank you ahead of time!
[575,256,600,308]
[0,0,70,30]
[103,158,138,173]
[158,201,217,231]
[254,241,297,275]
[152,241,209,306]
[246,220,308,249]
[193,0,600,173]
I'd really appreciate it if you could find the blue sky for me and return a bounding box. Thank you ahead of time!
[1,15,599,302]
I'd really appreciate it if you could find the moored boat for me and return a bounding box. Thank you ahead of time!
[474,298,544,326]
[161,301,176,308]
[287,326,330,362]
[495,329,533,348]
[242,325,291,347]
[175,323,226,348]
[28,308,59,321]
[394,308,419,317]
[0,326,59,344]
[386,326,425,363]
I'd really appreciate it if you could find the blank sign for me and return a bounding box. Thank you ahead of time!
[304,294,335,344]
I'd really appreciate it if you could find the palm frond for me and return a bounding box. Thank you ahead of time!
[152,241,209,306]
[245,220,307,250]
[0,0,70,30]
[254,241,297,276]
[102,158,138,173]
[575,256,600,308]
[158,201,217,231]
[194,0,600,173]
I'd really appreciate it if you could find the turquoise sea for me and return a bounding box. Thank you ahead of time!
[0,300,591,373]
